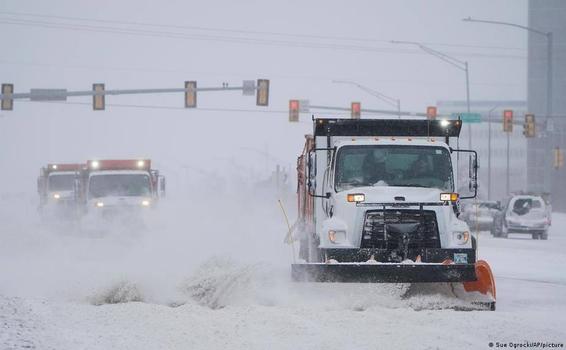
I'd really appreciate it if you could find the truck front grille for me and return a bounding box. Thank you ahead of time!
[361,210,440,250]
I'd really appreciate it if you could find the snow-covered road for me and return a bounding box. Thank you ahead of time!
[1,196,565,349]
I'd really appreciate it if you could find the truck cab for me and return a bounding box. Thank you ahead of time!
[78,159,165,222]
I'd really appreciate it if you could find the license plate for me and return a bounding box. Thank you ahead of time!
[453,253,468,264]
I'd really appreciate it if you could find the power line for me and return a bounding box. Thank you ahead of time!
[0,17,527,60]
[0,10,527,52]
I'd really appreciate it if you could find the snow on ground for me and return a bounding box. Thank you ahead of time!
[1,194,566,349]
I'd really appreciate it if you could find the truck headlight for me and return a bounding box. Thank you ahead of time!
[95,201,104,208]
[347,193,365,203]
[328,230,346,244]
[141,200,150,207]
[453,231,469,245]
[53,193,61,199]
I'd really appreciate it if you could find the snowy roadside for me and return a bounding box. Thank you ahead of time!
[1,195,565,349]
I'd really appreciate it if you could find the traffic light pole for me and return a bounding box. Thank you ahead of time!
[507,132,511,196]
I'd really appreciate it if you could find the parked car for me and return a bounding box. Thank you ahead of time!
[461,201,501,231]
[491,195,551,240]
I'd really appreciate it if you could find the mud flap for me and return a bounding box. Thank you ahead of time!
[291,263,477,283]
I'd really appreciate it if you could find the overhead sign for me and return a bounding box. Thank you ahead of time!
[451,112,481,123]
[299,99,310,113]
[30,89,68,101]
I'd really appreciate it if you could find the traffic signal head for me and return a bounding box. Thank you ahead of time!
[256,79,269,106]
[289,99,299,122]
[503,109,513,132]
[351,102,361,119]
[523,114,536,138]
[554,147,564,169]
[426,106,437,120]
[1,83,14,111]
[92,83,105,111]
[185,81,197,108]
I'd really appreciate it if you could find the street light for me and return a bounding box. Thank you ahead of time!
[332,80,401,118]
[463,17,553,120]
[463,17,554,195]
[390,40,472,148]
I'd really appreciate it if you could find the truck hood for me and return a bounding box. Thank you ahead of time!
[341,186,444,204]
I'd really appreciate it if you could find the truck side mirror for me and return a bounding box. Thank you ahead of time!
[468,154,478,192]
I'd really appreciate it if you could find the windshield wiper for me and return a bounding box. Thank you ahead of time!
[390,184,428,188]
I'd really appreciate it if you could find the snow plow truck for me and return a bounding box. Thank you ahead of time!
[37,163,83,218]
[76,159,165,225]
[292,118,496,310]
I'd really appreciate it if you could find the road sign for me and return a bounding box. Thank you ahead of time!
[242,80,255,96]
[299,99,310,113]
[451,112,481,123]
[30,89,68,101]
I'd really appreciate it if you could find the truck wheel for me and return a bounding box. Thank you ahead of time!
[541,231,549,240]
[531,232,539,240]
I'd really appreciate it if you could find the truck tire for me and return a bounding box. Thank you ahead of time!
[541,231,549,240]
[531,232,539,240]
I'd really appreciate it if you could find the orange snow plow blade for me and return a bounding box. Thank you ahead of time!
[463,260,496,300]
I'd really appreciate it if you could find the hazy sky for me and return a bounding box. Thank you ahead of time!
[0,0,527,194]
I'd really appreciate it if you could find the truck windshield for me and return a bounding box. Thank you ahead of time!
[335,145,453,192]
[48,174,75,191]
[89,174,151,198]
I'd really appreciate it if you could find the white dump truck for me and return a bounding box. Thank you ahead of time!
[76,159,165,225]
[37,163,83,219]
[293,118,496,310]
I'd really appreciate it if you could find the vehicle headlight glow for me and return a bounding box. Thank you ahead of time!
[347,193,365,203]
[440,192,459,202]
[91,160,100,169]
[440,119,450,128]
[53,193,61,199]
[141,200,150,207]
[95,201,104,208]
[137,160,145,168]
[453,231,470,245]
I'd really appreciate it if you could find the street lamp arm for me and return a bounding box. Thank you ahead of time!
[463,17,549,36]
[332,80,399,108]
[390,40,466,70]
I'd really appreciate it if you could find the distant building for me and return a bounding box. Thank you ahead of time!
[437,100,527,202]
[528,0,566,211]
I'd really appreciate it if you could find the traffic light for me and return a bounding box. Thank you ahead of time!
[426,106,437,120]
[184,81,197,108]
[351,102,361,119]
[92,83,105,111]
[289,99,299,122]
[256,79,269,106]
[1,83,14,111]
[523,114,536,138]
[503,109,513,132]
[554,148,564,169]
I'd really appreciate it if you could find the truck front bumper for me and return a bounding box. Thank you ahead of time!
[291,262,476,283]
